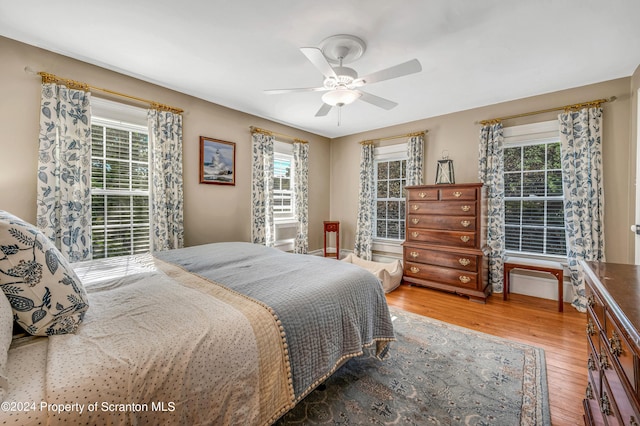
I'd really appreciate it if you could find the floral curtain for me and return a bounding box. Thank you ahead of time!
[559,107,605,312]
[293,141,309,253]
[354,143,375,260]
[251,132,275,246]
[478,123,505,293]
[147,109,184,252]
[36,82,92,262]
[406,134,424,186]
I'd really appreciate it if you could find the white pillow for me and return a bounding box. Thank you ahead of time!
[0,211,89,336]
[0,292,11,401]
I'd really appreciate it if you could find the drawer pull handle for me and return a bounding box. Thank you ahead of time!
[409,251,419,259]
[419,192,428,198]
[587,354,596,371]
[586,319,596,336]
[412,204,420,211]
[459,276,471,283]
[600,392,612,416]
[585,382,593,400]
[587,294,595,308]
[458,258,471,266]
[609,330,623,357]
[411,218,420,224]
[453,191,463,198]
[599,350,610,370]
[630,416,638,426]
[460,236,470,243]
[461,205,471,212]
[460,220,471,228]
[411,232,420,238]
[410,267,420,274]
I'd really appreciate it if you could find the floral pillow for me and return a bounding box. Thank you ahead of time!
[0,211,89,336]
[0,292,11,401]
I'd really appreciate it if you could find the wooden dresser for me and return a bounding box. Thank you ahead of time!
[582,261,640,425]
[402,183,489,302]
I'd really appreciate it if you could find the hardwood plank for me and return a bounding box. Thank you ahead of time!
[386,284,587,426]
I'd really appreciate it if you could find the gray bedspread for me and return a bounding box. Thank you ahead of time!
[155,242,395,400]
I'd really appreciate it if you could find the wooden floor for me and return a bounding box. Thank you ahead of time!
[385,284,587,426]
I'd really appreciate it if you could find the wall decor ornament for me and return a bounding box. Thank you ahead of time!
[199,136,236,185]
[435,150,455,184]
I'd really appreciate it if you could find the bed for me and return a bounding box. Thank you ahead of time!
[0,213,395,425]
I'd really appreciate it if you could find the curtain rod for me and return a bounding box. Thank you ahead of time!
[477,96,616,126]
[35,71,184,114]
[249,126,308,144]
[359,130,427,145]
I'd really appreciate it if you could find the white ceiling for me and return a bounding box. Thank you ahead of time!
[2,0,640,138]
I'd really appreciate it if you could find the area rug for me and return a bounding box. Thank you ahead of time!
[275,307,550,425]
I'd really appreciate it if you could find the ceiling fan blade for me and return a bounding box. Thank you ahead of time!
[300,47,337,80]
[353,59,422,86]
[357,91,398,110]
[315,103,333,117]
[264,87,327,95]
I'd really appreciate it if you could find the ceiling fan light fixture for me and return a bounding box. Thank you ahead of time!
[322,89,361,107]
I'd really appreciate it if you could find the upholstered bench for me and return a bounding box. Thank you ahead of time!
[503,256,565,312]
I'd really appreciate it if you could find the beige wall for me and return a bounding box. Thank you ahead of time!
[0,36,331,250]
[630,65,640,262]
[2,35,636,262]
[330,78,634,264]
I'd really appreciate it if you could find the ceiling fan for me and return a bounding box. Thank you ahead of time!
[265,35,422,122]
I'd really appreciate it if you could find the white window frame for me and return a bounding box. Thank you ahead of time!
[372,143,408,255]
[90,98,151,258]
[273,141,296,251]
[503,120,566,262]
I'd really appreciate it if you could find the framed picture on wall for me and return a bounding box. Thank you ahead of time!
[199,136,236,185]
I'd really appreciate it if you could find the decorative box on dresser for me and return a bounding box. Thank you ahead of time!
[582,261,640,426]
[402,183,489,303]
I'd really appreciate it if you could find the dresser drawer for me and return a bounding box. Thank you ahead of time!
[439,187,477,201]
[604,311,636,394]
[587,285,606,332]
[404,261,478,290]
[601,367,640,426]
[407,228,476,248]
[587,336,601,400]
[602,364,640,425]
[587,310,600,355]
[403,246,478,272]
[407,188,438,201]
[408,215,476,231]
[408,201,477,216]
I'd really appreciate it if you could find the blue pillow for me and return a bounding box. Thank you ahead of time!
[0,211,89,336]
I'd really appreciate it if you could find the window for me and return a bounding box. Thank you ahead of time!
[273,152,294,219]
[273,141,296,251]
[374,144,407,242]
[90,99,150,258]
[503,121,566,257]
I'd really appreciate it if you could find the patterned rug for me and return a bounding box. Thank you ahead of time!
[276,307,550,425]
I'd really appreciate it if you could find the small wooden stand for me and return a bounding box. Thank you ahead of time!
[323,221,340,259]
[503,256,564,312]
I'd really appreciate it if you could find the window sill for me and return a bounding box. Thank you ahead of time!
[372,238,403,255]
[504,251,567,267]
